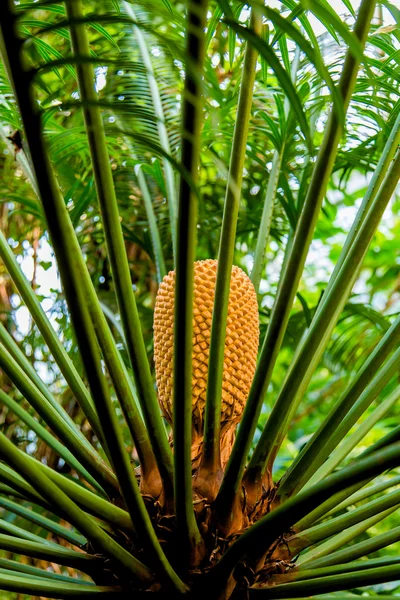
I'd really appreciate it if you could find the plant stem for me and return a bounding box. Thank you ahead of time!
[135,164,167,283]
[0,343,116,495]
[0,5,186,591]
[247,145,400,485]
[325,474,400,517]
[296,506,397,567]
[65,0,173,494]
[279,314,400,498]
[300,523,400,571]
[0,232,101,443]
[0,431,153,583]
[320,109,400,293]
[0,323,88,436]
[0,463,49,508]
[0,534,98,570]
[250,564,400,598]
[0,459,131,533]
[0,533,99,573]
[293,478,371,532]
[0,558,92,585]
[174,0,209,564]
[0,518,59,546]
[250,147,283,293]
[276,113,400,499]
[251,42,301,292]
[307,385,400,487]
[3,7,161,496]
[200,8,262,481]
[26,457,134,531]
[291,486,400,553]
[361,421,400,456]
[217,0,377,512]
[0,496,85,546]
[206,442,400,591]
[272,555,400,584]
[0,573,122,599]
[0,389,105,496]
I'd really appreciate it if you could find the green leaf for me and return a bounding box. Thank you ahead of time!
[301,0,365,61]
[0,572,122,598]
[224,19,312,150]
[253,4,346,126]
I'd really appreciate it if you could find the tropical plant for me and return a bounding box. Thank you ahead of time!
[0,0,399,598]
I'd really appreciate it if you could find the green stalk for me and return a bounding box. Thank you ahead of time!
[100,302,126,345]
[0,322,88,435]
[248,147,400,485]
[250,146,283,292]
[307,386,400,487]
[135,164,167,283]
[200,8,262,481]
[0,389,104,495]
[361,422,400,456]
[0,486,27,500]
[5,139,159,503]
[0,534,98,570]
[0,7,186,592]
[27,459,134,531]
[297,506,397,567]
[0,230,100,436]
[0,463,49,508]
[217,0,377,510]
[65,0,173,494]
[0,517,60,545]
[325,474,400,517]
[279,314,400,498]
[173,0,208,564]
[0,496,85,546]
[3,5,160,490]
[0,343,116,495]
[29,454,186,592]
[0,558,92,585]
[0,431,152,583]
[124,1,177,260]
[303,344,400,486]
[276,116,400,498]
[79,279,158,492]
[251,44,301,292]
[0,573,122,599]
[0,569,62,584]
[250,564,400,598]
[206,443,400,590]
[0,568,89,585]
[300,524,400,570]
[291,487,400,553]
[0,464,118,536]
[0,233,102,444]
[271,555,400,584]
[294,478,371,532]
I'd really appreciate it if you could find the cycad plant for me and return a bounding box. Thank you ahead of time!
[0,0,399,598]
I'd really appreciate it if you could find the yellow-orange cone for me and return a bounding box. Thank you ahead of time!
[153,259,259,467]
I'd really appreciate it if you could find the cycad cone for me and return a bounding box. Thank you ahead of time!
[154,259,259,467]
